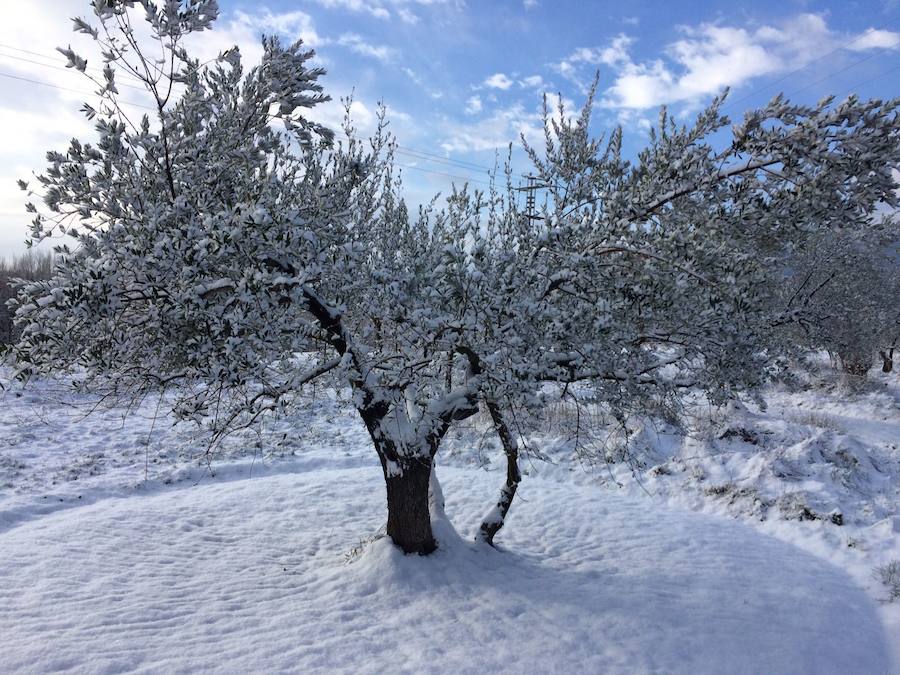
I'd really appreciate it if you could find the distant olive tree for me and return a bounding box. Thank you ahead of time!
[0,250,54,346]
[777,222,899,379]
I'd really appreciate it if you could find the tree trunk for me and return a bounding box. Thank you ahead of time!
[356,385,469,555]
[357,401,438,555]
[880,347,894,373]
[476,400,521,546]
[382,456,436,555]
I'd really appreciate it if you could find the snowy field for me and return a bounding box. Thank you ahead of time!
[1,365,898,673]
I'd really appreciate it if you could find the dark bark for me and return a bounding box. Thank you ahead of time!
[476,399,522,546]
[352,376,478,555]
[880,347,894,373]
[358,403,438,555]
[452,345,523,547]
[381,454,436,555]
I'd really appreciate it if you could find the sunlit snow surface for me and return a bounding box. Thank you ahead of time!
[0,467,891,674]
[0,366,898,673]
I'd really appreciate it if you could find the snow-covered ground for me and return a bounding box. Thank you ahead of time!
[1,365,898,673]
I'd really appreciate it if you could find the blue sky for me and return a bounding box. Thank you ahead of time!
[0,0,899,254]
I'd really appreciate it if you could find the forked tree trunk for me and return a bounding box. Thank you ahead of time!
[476,400,521,546]
[354,373,476,555]
[382,457,436,555]
[452,344,524,547]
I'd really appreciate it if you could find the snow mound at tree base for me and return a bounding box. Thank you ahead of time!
[0,466,891,674]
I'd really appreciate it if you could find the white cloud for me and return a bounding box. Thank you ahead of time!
[0,3,426,254]
[0,106,93,158]
[439,93,561,153]
[519,75,545,89]
[465,95,483,114]
[403,67,424,85]
[0,3,336,255]
[552,35,633,93]
[665,26,779,100]
[440,102,537,152]
[306,0,391,20]
[336,33,397,62]
[289,97,378,138]
[386,106,413,123]
[240,9,323,45]
[0,1,147,254]
[304,0,456,24]
[0,1,119,106]
[396,7,419,24]
[524,0,539,9]
[483,72,514,90]
[556,36,633,72]
[542,92,577,127]
[0,106,96,245]
[184,9,325,67]
[553,14,900,111]
[401,67,445,100]
[598,35,634,67]
[849,28,900,51]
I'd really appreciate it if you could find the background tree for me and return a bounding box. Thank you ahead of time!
[776,222,900,378]
[7,1,900,555]
[0,250,54,346]
[438,90,900,540]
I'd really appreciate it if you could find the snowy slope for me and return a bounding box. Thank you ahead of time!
[0,466,892,674]
[440,370,900,666]
[0,368,898,672]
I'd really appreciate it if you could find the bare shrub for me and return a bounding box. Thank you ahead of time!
[874,560,900,601]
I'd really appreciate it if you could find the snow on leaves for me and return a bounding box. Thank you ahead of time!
[5,1,900,551]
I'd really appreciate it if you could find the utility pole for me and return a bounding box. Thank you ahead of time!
[516,174,543,223]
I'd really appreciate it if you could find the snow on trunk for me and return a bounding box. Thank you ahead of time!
[476,401,522,546]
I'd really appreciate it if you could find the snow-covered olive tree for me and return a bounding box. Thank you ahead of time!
[430,88,900,540]
[776,221,899,377]
[12,0,502,555]
[8,2,900,555]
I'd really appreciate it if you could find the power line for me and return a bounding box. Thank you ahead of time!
[785,50,883,99]
[837,61,900,97]
[0,53,540,190]
[395,161,493,186]
[395,148,492,175]
[0,51,148,92]
[0,40,537,183]
[0,42,148,86]
[0,40,222,87]
[393,57,900,190]
[0,70,156,110]
[0,68,509,183]
[0,42,77,63]
[7,55,895,191]
[396,144,495,172]
[396,145,534,182]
